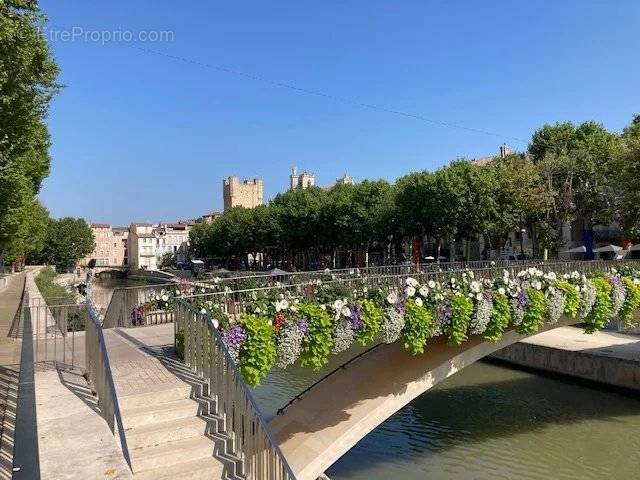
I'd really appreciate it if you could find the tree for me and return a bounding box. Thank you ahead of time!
[529,121,620,258]
[39,218,95,270]
[487,154,553,255]
[0,1,60,264]
[160,252,175,269]
[617,115,640,238]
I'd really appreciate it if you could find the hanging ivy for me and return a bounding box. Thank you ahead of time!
[583,277,614,333]
[356,299,383,345]
[239,315,276,387]
[298,303,334,369]
[446,295,474,346]
[402,299,433,355]
[517,288,547,334]
[484,293,511,343]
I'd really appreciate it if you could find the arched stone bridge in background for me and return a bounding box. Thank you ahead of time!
[270,315,580,480]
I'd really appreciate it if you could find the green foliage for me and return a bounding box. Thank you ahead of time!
[34,266,75,305]
[484,293,511,343]
[159,252,175,269]
[356,299,383,345]
[556,280,580,317]
[298,303,333,369]
[401,299,433,355]
[175,329,185,360]
[517,288,547,334]
[0,1,60,263]
[618,278,640,329]
[446,295,474,346]
[239,315,276,387]
[37,217,95,270]
[583,277,613,334]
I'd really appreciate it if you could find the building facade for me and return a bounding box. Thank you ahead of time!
[223,176,263,211]
[81,224,128,267]
[128,223,157,270]
[336,173,355,186]
[155,223,191,266]
[290,167,315,190]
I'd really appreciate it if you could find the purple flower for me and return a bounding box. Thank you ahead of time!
[516,289,529,309]
[297,319,308,335]
[350,304,363,331]
[223,325,247,348]
[438,296,453,326]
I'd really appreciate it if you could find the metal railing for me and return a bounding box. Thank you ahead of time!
[84,277,132,470]
[184,260,640,318]
[176,299,297,480]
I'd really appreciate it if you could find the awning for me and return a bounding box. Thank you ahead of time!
[561,245,586,253]
[593,244,623,253]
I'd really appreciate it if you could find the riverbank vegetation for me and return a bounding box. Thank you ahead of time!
[191,116,640,269]
[34,267,77,305]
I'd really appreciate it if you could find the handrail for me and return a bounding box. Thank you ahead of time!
[276,343,384,416]
[85,273,132,471]
[177,298,297,480]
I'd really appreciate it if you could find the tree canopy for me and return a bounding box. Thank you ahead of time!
[0,0,60,264]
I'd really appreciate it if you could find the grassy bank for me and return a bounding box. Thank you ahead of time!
[34,267,77,306]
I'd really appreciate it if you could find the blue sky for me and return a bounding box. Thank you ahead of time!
[38,1,640,225]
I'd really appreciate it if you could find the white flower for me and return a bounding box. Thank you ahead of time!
[468,271,475,280]
[414,298,423,307]
[333,299,345,311]
[470,281,481,293]
[428,280,436,289]
[450,277,456,285]
[290,305,298,312]
[324,268,331,274]
[476,293,483,301]
[161,294,169,301]
[406,277,418,287]
[213,277,221,284]
[212,318,219,329]
[175,290,181,296]
[201,288,206,293]
[435,293,444,301]
[254,307,261,314]
[386,292,399,305]
[533,280,542,290]
[341,306,352,317]
[320,304,326,310]
[490,261,496,266]
[200,308,207,314]
[419,286,429,297]
[405,286,416,297]
[498,287,506,295]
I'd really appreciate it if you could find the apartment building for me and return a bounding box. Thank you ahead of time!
[80,223,128,267]
[128,223,157,270]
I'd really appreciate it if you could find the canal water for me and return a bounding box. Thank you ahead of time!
[255,357,640,480]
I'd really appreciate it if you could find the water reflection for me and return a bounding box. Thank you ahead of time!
[255,358,640,480]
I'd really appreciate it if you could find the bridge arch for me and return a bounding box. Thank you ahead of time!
[270,315,579,480]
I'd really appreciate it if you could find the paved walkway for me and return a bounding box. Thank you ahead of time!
[493,326,640,390]
[103,324,230,479]
[0,273,25,365]
[0,273,24,480]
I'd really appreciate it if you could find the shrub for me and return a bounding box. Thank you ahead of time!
[175,329,185,360]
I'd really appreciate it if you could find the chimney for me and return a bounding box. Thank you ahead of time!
[499,144,509,158]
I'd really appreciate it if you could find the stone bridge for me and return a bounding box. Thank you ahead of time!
[270,316,580,480]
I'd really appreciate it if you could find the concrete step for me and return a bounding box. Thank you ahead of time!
[133,456,225,480]
[126,416,207,450]
[122,398,199,428]
[118,385,191,411]
[130,435,215,472]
